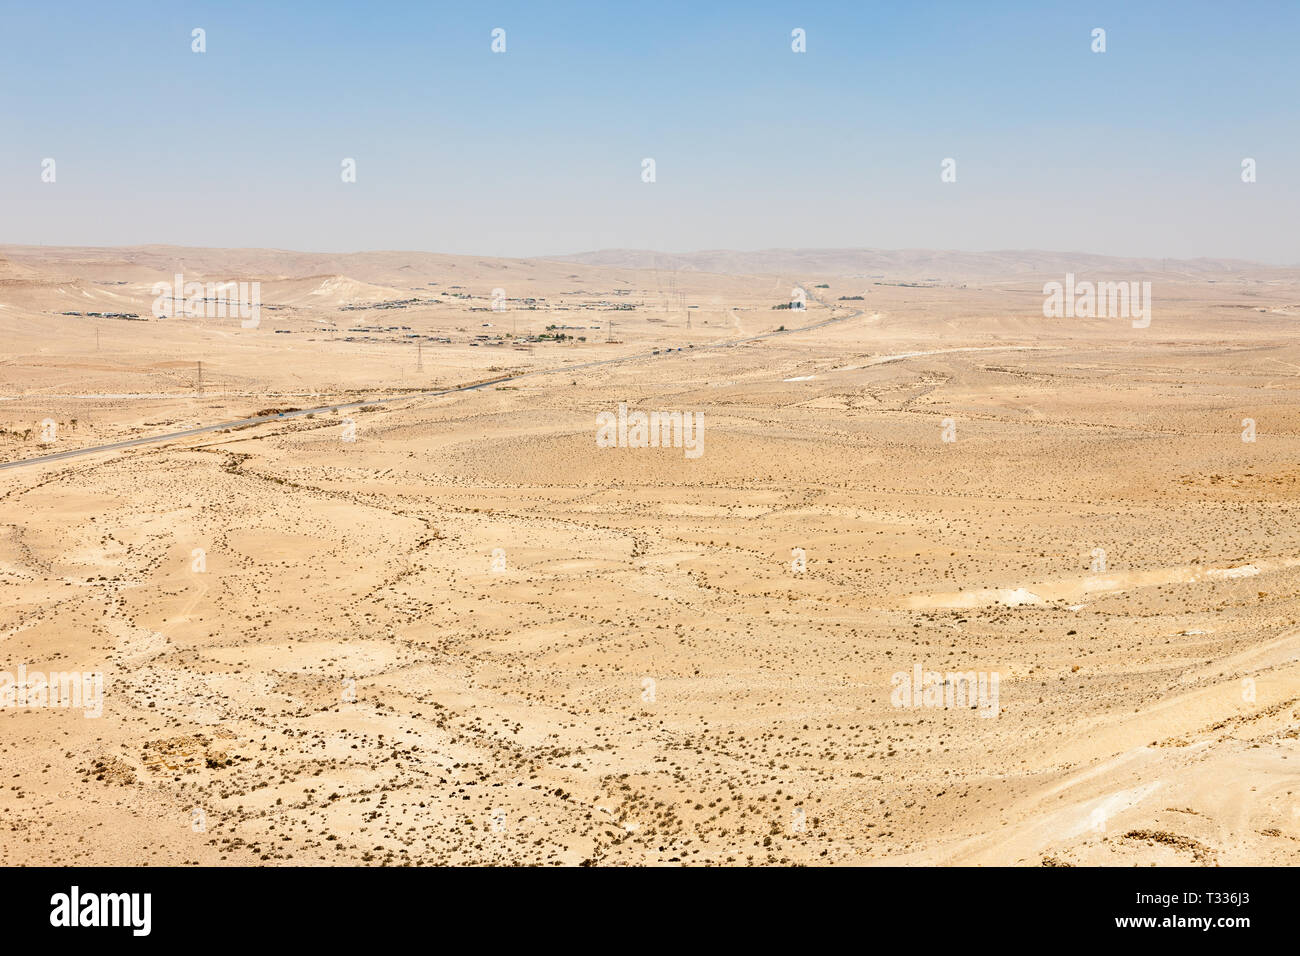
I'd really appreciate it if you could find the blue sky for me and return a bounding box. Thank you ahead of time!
[2,0,1297,261]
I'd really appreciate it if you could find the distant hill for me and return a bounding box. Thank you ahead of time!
[0,245,526,286]
[2,244,1294,286]
[544,247,1296,281]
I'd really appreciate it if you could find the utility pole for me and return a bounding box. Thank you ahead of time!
[417,339,423,371]
[197,360,202,392]
[95,327,100,351]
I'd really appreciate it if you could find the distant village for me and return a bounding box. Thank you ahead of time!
[53,282,678,348]
[59,310,144,320]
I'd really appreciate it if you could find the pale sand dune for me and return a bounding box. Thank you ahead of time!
[1,246,1299,865]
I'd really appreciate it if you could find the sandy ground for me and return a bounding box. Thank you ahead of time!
[2,245,1299,865]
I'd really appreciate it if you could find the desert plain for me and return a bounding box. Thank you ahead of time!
[1,244,1298,865]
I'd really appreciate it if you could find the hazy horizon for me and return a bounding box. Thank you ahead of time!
[3,241,1297,272]
[3,0,1298,263]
